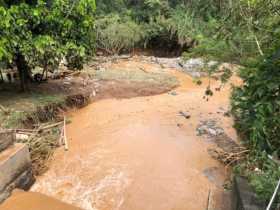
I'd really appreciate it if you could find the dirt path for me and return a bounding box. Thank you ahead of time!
[32,59,238,210]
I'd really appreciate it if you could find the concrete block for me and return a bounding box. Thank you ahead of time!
[0,143,35,203]
[0,131,15,152]
[232,176,266,210]
[0,191,83,210]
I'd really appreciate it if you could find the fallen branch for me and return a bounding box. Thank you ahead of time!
[0,104,9,115]
[65,71,81,77]
[38,121,63,131]
[208,148,249,167]
[10,128,38,133]
[58,126,64,146]
[63,116,69,151]
[254,35,264,56]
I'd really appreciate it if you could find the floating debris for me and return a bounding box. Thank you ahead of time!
[179,111,191,119]
[169,91,178,96]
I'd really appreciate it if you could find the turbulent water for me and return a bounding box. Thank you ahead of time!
[31,58,239,210]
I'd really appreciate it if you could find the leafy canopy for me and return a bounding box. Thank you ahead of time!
[0,0,96,73]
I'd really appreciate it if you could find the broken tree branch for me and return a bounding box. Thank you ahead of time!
[63,116,69,151]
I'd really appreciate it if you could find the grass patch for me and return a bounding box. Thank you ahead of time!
[92,69,178,87]
[0,91,65,128]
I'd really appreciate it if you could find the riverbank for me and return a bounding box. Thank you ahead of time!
[0,55,179,175]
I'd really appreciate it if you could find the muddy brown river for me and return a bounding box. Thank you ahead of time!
[32,59,239,210]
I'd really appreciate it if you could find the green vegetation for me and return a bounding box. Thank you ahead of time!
[0,91,65,128]
[0,0,96,91]
[95,14,145,54]
[232,49,280,201]
[94,0,279,60]
[0,0,279,203]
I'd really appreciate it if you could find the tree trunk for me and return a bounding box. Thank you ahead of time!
[15,53,30,92]
[0,69,4,83]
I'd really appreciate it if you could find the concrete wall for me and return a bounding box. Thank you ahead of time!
[232,176,266,210]
[0,144,35,203]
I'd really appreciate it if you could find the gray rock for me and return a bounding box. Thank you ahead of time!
[196,120,224,137]
[169,91,178,96]
[179,58,219,78]
[156,57,181,69]
[179,58,206,77]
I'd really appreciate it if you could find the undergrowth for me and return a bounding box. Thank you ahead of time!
[0,92,65,128]
[231,49,280,203]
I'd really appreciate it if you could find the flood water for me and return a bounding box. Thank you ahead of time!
[32,59,239,210]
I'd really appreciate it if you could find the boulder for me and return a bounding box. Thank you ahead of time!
[0,144,35,203]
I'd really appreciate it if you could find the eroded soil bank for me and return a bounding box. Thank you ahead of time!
[31,57,240,210]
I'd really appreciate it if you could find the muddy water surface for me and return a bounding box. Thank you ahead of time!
[32,59,238,210]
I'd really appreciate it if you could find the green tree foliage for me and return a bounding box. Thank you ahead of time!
[95,14,144,54]
[232,50,280,154]
[0,0,96,90]
[94,0,280,62]
[231,45,280,202]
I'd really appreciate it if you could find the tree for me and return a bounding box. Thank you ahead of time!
[0,0,96,91]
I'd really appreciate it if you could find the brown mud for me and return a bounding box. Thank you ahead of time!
[31,58,241,210]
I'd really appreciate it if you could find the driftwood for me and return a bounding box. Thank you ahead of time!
[6,119,69,175]
[58,126,64,146]
[38,121,63,131]
[9,121,63,135]
[65,71,81,77]
[206,189,212,210]
[63,116,69,151]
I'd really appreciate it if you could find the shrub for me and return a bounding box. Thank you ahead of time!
[95,14,145,54]
[234,151,280,202]
[232,52,280,154]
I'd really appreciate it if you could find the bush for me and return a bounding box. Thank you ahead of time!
[95,14,145,54]
[232,52,280,154]
[234,151,280,202]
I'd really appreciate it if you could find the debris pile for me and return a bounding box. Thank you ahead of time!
[208,148,249,168]
[196,119,248,167]
[88,55,223,79]
[12,120,69,175]
[196,120,224,137]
